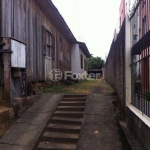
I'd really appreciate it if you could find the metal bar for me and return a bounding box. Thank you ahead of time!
[145,0,148,116]
[130,54,150,66]
[147,0,150,117]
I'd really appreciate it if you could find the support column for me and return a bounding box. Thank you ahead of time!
[2,38,11,107]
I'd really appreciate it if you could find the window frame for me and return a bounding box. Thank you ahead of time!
[81,54,83,69]
[45,30,52,58]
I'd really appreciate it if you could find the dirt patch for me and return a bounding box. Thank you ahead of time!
[92,79,115,94]
[92,86,103,94]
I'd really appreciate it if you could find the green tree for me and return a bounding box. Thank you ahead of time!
[87,56,104,70]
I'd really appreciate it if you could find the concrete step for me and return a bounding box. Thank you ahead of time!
[59,101,86,106]
[53,111,84,118]
[63,94,87,98]
[61,97,86,101]
[50,117,83,125]
[37,142,76,150]
[42,131,79,143]
[57,106,85,111]
[46,123,81,134]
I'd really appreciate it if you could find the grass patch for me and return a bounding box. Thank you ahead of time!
[42,78,115,94]
[99,79,115,94]
[42,80,101,94]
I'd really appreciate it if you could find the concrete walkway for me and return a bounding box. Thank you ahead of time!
[0,93,63,150]
[0,93,123,150]
[77,94,123,150]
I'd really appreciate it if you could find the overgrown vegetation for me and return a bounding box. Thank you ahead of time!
[99,79,115,94]
[87,56,105,70]
[42,79,115,94]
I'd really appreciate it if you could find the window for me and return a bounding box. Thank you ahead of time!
[46,31,52,57]
[84,58,87,71]
[81,55,83,69]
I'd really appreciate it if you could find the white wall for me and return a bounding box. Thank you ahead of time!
[79,48,87,74]
[71,43,80,74]
[71,44,87,75]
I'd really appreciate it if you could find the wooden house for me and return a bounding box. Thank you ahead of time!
[0,0,90,107]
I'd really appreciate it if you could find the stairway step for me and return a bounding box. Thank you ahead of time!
[46,123,81,133]
[57,106,85,111]
[53,111,84,118]
[61,97,86,101]
[59,101,86,106]
[42,131,79,143]
[50,117,83,125]
[63,94,87,98]
[38,142,76,150]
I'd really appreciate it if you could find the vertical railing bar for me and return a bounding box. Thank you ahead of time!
[145,0,147,116]
[139,56,141,110]
[146,0,149,116]
[147,0,150,117]
[142,2,145,115]
[141,1,144,113]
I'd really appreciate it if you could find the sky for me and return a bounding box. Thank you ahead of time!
[52,0,121,60]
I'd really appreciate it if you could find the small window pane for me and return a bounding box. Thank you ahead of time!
[46,45,51,57]
[47,32,51,45]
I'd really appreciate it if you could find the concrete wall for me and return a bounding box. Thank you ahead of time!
[126,107,150,150]
[104,20,126,115]
[105,1,150,149]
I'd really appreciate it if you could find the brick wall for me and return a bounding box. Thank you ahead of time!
[104,20,126,115]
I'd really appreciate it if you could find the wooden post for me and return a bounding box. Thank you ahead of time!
[2,38,11,107]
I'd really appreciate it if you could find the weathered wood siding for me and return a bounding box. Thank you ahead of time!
[0,54,3,104]
[1,0,71,83]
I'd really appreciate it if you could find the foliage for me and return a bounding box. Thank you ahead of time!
[87,56,104,70]
[42,79,114,95]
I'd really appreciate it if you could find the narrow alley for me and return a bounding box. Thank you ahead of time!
[0,79,141,150]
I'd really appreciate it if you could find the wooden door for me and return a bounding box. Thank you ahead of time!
[45,57,52,81]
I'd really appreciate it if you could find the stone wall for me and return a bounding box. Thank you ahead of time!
[104,20,126,115]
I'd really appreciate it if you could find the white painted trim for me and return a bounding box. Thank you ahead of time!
[127,104,150,128]
[125,8,132,106]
